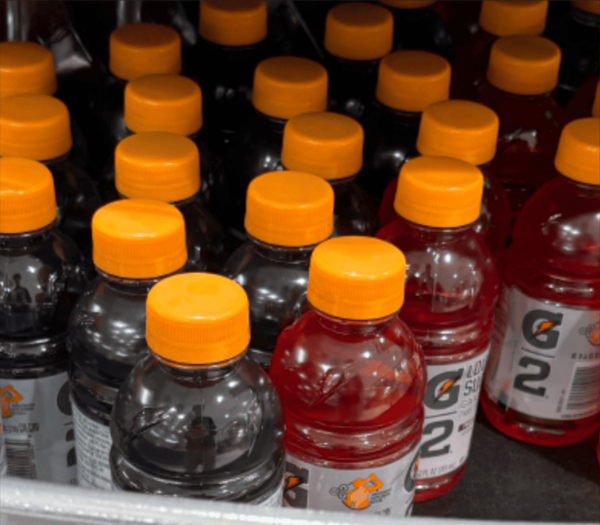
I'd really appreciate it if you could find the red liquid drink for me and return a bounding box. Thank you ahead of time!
[270,236,426,517]
[378,157,498,501]
[481,118,600,446]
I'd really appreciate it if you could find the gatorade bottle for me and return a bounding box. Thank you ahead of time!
[361,50,451,202]
[566,77,600,120]
[0,94,102,251]
[270,236,425,516]
[323,2,393,120]
[110,273,285,505]
[228,56,328,242]
[69,199,188,489]
[0,158,89,484]
[377,157,499,501]
[379,1,452,59]
[451,0,549,100]
[114,132,228,272]
[280,112,378,236]
[0,413,5,477]
[379,100,511,260]
[195,0,269,151]
[481,118,600,446]
[476,35,567,217]
[223,171,334,370]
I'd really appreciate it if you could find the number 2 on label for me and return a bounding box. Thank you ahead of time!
[420,420,453,458]
[513,357,550,397]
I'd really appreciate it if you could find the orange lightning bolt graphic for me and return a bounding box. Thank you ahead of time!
[285,476,303,490]
[437,378,458,399]
[535,321,555,336]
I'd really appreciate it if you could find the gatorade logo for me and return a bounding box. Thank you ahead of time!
[579,322,600,346]
[329,473,390,510]
[0,385,23,417]
[522,310,563,350]
[424,370,463,410]
[283,461,309,508]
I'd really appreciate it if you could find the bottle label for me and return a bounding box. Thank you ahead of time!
[418,347,489,481]
[485,287,600,421]
[0,372,76,484]
[282,445,419,517]
[0,415,6,476]
[72,399,114,490]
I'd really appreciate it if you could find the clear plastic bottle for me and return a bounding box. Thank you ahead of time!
[110,273,285,505]
[0,94,102,251]
[481,118,600,446]
[69,199,188,489]
[114,132,228,272]
[377,156,499,501]
[270,236,426,517]
[323,2,393,120]
[279,112,378,236]
[360,50,451,202]
[0,158,89,484]
[223,171,334,370]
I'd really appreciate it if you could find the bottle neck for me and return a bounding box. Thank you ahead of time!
[486,82,553,102]
[0,222,55,248]
[40,153,71,169]
[395,215,474,243]
[328,173,359,187]
[250,236,316,263]
[561,175,600,195]
[254,108,288,130]
[154,351,244,382]
[313,307,397,336]
[374,99,422,126]
[97,267,183,293]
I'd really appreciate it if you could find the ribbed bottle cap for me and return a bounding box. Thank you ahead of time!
[592,81,600,118]
[92,199,187,279]
[0,158,57,234]
[479,1,548,36]
[0,42,57,99]
[308,236,407,320]
[0,95,72,160]
[571,1,600,14]
[376,51,451,112]
[394,156,484,227]
[379,1,436,8]
[324,3,393,61]
[487,35,561,95]
[109,23,182,81]
[417,100,499,165]
[199,1,267,46]
[252,56,328,120]
[554,118,600,186]
[282,112,363,180]
[115,132,200,203]
[245,171,334,247]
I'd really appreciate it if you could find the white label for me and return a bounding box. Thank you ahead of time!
[282,445,419,517]
[257,483,283,507]
[72,399,114,490]
[0,372,76,484]
[485,287,600,421]
[0,414,6,476]
[418,348,489,480]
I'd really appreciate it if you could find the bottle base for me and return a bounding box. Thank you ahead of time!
[480,389,600,447]
[414,465,465,503]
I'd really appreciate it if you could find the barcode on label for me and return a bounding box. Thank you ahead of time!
[566,365,600,412]
[5,439,37,479]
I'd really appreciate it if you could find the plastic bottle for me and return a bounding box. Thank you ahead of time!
[451,0,549,100]
[279,112,378,236]
[228,56,328,242]
[476,35,567,217]
[69,199,188,490]
[223,171,334,370]
[0,413,5,477]
[0,94,102,252]
[481,118,600,446]
[360,50,451,202]
[270,236,426,516]
[0,158,89,484]
[379,100,511,260]
[377,156,499,501]
[110,273,285,505]
[323,2,393,120]
[566,76,600,120]
[114,132,228,272]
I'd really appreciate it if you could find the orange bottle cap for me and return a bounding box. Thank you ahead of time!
[0,95,72,161]
[571,1,600,14]
[487,35,561,95]
[324,3,393,61]
[115,132,200,203]
[0,158,57,234]
[109,23,182,81]
[554,118,600,186]
[394,156,484,227]
[479,1,549,37]
[307,236,407,320]
[0,42,57,99]
[281,112,363,180]
[379,1,436,8]
[245,171,334,247]
[592,81,600,118]
[125,74,203,136]
[376,51,451,112]
[252,56,328,120]
[146,273,250,365]
[199,1,267,47]
[92,199,187,279]
[417,100,499,165]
